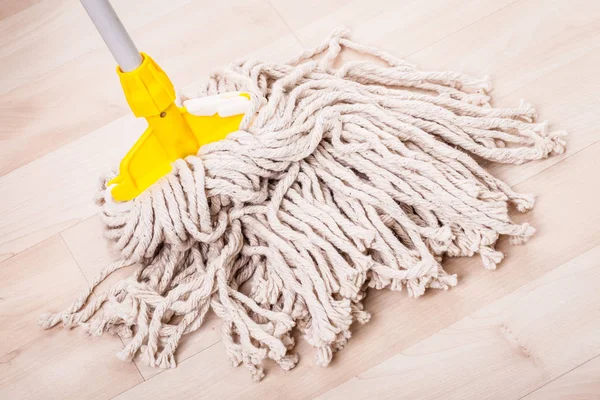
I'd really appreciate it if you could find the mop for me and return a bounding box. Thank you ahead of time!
[40,0,566,381]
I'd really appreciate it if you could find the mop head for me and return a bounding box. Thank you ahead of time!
[40,29,566,380]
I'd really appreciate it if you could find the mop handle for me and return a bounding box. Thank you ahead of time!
[80,0,142,72]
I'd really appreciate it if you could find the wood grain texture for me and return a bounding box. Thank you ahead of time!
[0,235,143,399]
[1,0,599,398]
[0,326,143,400]
[0,0,193,94]
[0,116,143,262]
[408,0,600,97]
[487,49,600,187]
[0,235,84,353]
[523,356,600,400]
[270,0,517,54]
[320,245,600,400]
[0,0,43,20]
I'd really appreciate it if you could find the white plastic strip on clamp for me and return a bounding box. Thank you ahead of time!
[183,92,251,117]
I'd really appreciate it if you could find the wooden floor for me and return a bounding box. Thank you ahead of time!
[1,0,600,398]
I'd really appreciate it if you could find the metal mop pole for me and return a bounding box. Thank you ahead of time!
[80,0,142,72]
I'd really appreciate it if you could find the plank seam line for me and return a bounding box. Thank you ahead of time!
[519,353,600,399]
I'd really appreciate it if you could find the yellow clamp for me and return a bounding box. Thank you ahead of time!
[109,53,250,201]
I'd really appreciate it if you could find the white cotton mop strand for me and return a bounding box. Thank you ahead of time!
[40,28,566,381]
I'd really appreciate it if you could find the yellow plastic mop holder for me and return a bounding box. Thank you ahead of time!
[117,53,176,117]
[108,53,248,201]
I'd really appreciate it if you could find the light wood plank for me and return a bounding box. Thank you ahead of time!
[0,235,144,399]
[523,356,600,400]
[60,214,129,285]
[488,49,600,187]
[0,235,85,353]
[0,0,43,20]
[0,115,143,263]
[0,0,193,94]
[0,0,301,176]
[320,245,600,400]
[409,0,600,97]
[61,214,222,380]
[110,122,600,400]
[0,327,143,400]
[114,341,252,400]
[270,0,516,54]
